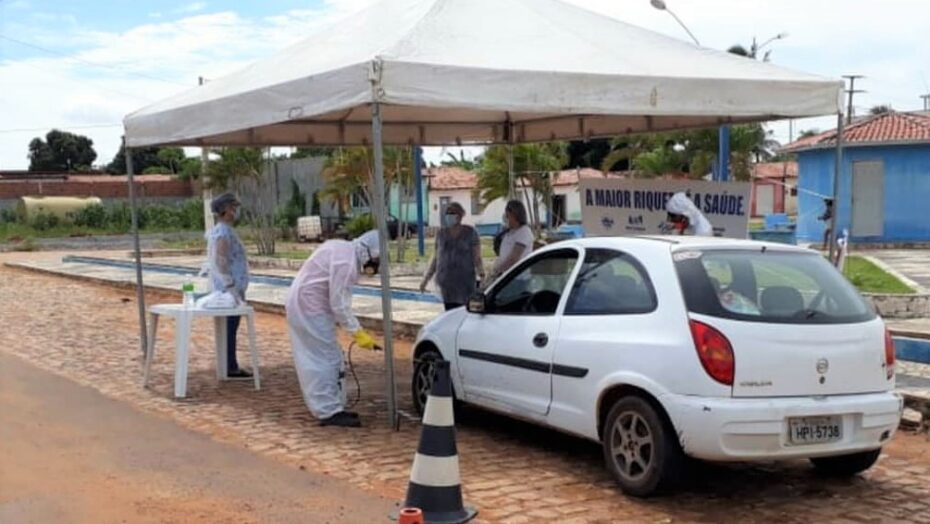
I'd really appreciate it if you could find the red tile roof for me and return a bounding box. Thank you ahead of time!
[751,161,798,179]
[425,167,478,190]
[782,111,930,152]
[551,168,624,186]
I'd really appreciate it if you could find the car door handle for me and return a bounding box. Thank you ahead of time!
[532,333,549,348]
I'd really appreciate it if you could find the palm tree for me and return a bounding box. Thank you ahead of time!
[478,143,567,229]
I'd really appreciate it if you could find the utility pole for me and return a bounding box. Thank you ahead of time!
[843,75,865,125]
[199,76,214,234]
[921,94,930,111]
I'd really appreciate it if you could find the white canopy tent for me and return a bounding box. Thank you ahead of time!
[124,0,843,427]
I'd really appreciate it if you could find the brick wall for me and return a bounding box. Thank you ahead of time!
[0,176,194,200]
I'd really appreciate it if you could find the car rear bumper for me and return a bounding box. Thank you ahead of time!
[667,391,903,461]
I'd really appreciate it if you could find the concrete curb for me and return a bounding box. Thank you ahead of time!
[862,255,927,293]
[3,262,423,340]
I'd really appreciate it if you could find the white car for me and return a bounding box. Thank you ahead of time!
[411,236,902,496]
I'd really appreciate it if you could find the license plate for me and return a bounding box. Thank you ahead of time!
[788,416,842,445]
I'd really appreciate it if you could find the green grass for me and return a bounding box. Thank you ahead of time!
[0,222,202,244]
[842,256,914,294]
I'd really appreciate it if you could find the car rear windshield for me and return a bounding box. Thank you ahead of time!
[673,248,875,324]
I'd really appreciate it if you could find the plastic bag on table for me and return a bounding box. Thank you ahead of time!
[195,290,241,310]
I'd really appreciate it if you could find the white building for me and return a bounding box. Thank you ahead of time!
[425,167,623,234]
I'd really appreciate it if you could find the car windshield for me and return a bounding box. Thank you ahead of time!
[674,248,875,324]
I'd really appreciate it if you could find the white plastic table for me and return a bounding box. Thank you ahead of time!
[143,303,261,398]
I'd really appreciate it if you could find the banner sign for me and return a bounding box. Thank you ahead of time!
[579,179,751,238]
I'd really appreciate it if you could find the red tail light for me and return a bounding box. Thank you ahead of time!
[690,320,734,386]
[884,328,895,380]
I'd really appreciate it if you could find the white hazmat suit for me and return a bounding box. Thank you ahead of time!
[285,231,380,419]
[667,192,714,237]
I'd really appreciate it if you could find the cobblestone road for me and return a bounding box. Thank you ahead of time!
[2,264,930,523]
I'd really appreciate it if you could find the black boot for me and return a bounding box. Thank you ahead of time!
[320,412,362,428]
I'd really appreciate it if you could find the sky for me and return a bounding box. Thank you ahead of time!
[1,0,928,170]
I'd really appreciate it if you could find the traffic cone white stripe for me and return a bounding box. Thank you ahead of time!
[410,453,462,487]
[422,396,454,427]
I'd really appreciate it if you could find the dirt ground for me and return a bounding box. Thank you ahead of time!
[0,351,394,524]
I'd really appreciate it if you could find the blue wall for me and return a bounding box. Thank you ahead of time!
[796,144,930,243]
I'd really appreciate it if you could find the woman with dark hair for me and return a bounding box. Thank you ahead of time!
[489,199,534,281]
[419,202,484,310]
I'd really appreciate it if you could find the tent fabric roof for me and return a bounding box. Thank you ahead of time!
[124,0,843,148]
[781,111,930,152]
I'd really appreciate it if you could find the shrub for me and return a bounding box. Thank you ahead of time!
[31,212,60,231]
[107,203,135,231]
[345,213,375,238]
[177,198,204,230]
[71,204,108,229]
[0,208,18,224]
[143,205,181,230]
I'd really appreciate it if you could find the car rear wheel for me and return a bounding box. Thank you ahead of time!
[602,396,683,497]
[810,449,881,476]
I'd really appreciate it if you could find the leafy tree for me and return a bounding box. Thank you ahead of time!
[179,157,203,181]
[156,147,186,173]
[292,146,336,159]
[798,129,820,139]
[566,138,615,171]
[106,145,161,174]
[28,130,97,172]
[869,105,892,115]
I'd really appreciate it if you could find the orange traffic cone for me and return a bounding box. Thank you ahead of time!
[398,507,424,524]
[395,360,476,524]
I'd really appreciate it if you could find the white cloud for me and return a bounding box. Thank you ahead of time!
[176,2,208,14]
[1,0,927,169]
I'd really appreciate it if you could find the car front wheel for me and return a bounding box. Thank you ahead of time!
[602,396,683,497]
[412,349,442,416]
[810,449,881,476]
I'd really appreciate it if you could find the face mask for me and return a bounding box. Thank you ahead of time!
[443,214,460,228]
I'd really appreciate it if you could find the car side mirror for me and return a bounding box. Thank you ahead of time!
[467,292,488,314]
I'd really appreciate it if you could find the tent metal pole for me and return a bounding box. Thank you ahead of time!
[507,120,515,200]
[828,113,845,263]
[369,63,399,429]
[718,125,731,182]
[414,146,425,257]
[124,137,148,357]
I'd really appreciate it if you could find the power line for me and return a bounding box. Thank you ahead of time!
[842,75,865,125]
[0,34,189,86]
[0,123,122,134]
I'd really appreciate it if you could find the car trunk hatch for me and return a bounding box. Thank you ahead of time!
[708,317,889,397]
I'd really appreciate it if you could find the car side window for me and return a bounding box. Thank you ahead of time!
[489,249,579,315]
[565,249,657,315]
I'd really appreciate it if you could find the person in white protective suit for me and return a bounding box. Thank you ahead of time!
[665,192,714,237]
[285,230,381,428]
